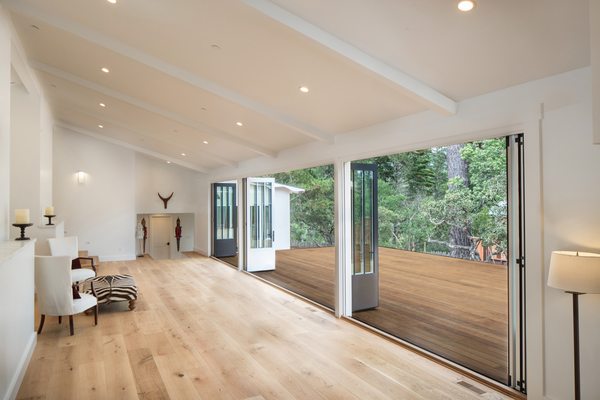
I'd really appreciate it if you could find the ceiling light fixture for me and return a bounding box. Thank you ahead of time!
[99,102,106,107]
[457,0,476,12]
[98,124,104,128]
[166,161,172,164]
[101,67,110,73]
[107,0,117,3]
[181,153,186,156]
[203,140,209,144]
[299,86,310,93]
[236,122,243,127]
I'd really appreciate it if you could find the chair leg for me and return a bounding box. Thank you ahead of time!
[58,316,62,324]
[69,315,74,336]
[94,305,98,326]
[37,315,45,335]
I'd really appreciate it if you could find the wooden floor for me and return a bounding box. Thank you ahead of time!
[17,254,512,400]
[254,247,509,384]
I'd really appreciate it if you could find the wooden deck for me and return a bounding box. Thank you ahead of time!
[17,254,512,400]
[254,247,509,384]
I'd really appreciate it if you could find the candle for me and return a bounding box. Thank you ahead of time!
[44,206,54,216]
[15,209,30,224]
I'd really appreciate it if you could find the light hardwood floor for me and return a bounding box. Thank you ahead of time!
[18,254,511,400]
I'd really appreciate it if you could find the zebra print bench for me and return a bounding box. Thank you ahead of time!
[82,274,138,310]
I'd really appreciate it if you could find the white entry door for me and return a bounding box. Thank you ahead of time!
[246,177,276,271]
[150,215,172,260]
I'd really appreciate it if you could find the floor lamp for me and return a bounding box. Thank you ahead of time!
[548,251,600,400]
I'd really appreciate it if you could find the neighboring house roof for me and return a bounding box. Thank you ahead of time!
[274,183,305,194]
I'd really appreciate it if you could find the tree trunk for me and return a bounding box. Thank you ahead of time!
[446,144,471,259]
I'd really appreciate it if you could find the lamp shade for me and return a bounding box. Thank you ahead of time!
[548,251,600,294]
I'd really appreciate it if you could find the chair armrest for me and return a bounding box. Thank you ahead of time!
[77,256,96,272]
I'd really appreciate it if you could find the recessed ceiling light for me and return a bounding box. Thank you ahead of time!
[99,102,106,107]
[107,0,117,3]
[181,153,186,156]
[166,161,172,164]
[236,121,243,127]
[98,124,104,128]
[457,0,476,12]
[101,67,110,73]
[299,86,310,93]
[203,140,209,144]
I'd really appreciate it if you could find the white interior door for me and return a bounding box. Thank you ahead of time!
[150,215,172,260]
[246,177,276,271]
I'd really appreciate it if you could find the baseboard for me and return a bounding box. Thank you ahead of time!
[3,332,36,400]
[193,248,208,257]
[99,254,137,262]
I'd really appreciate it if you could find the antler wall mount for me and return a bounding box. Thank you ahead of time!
[158,192,174,209]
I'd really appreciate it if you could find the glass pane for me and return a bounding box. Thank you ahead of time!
[264,182,272,248]
[227,187,234,239]
[353,169,364,275]
[216,186,222,240]
[250,183,258,248]
[364,170,373,274]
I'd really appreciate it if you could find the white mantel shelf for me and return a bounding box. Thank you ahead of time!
[0,239,36,265]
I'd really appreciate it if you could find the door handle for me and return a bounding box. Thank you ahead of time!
[167,242,170,246]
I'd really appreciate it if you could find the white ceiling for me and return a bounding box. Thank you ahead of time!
[5,0,590,172]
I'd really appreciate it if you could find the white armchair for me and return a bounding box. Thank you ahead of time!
[35,255,98,335]
[48,236,96,283]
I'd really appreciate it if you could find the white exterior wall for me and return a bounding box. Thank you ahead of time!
[273,188,291,250]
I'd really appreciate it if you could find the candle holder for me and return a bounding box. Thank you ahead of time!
[12,223,33,241]
[44,214,56,226]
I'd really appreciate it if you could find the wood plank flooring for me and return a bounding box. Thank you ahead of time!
[18,254,511,400]
[254,247,509,384]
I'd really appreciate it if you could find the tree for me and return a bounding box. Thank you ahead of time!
[446,144,473,259]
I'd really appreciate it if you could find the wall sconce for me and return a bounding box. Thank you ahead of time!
[76,171,87,185]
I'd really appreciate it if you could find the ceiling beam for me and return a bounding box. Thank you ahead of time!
[34,61,277,158]
[242,0,458,116]
[4,0,335,143]
[56,122,208,173]
[58,106,239,168]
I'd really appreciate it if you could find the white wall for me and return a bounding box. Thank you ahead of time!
[135,153,199,214]
[0,7,11,241]
[205,67,598,399]
[54,127,136,261]
[542,97,600,400]
[54,130,203,261]
[9,82,41,235]
[194,174,211,256]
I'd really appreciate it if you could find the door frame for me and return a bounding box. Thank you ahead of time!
[244,177,276,272]
[212,182,237,258]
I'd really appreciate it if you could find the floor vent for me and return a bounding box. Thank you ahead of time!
[456,380,487,395]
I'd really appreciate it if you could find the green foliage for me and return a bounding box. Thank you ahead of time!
[264,138,507,261]
[272,165,334,247]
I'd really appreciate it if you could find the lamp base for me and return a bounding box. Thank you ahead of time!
[44,214,56,225]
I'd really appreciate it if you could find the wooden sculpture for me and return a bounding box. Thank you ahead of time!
[175,218,182,252]
[141,218,147,253]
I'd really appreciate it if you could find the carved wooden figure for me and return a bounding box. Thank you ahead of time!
[175,218,182,252]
